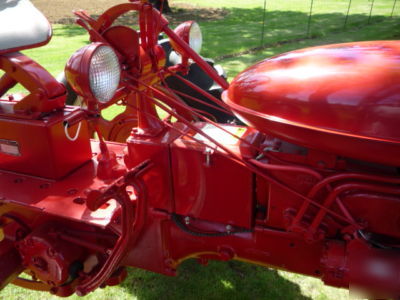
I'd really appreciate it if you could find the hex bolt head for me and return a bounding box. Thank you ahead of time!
[184,216,190,225]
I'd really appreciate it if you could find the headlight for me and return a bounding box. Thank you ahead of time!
[188,22,202,54]
[171,21,203,55]
[65,43,121,105]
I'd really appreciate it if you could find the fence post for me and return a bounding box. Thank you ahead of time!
[344,0,352,28]
[368,0,375,24]
[307,0,315,37]
[391,0,398,17]
[260,0,267,46]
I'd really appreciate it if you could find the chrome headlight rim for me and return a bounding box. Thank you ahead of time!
[88,45,121,104]
[188,22,202,54]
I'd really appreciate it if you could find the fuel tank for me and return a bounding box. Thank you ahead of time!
[222,41,400,166]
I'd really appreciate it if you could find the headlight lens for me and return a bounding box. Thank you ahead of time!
[171,21,203,55]
[189,22,202,54]
[65,43,121,106]
[89,46,121,103]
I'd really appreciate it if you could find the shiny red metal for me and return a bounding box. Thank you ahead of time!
[0,106,91,179]
[65,43,111,106]
[223,41,400,166]
[0,1,400,299]
[170,21,196,56]
[0,52,66,116]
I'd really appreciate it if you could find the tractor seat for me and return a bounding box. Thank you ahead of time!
[0,0,52,55]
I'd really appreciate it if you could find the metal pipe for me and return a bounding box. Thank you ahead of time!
[169,72,232,111]
[292,172,400,226]
[249,159,322,181]
[162,26,229,90]
[309,183,400,234]
[129,80,360,226]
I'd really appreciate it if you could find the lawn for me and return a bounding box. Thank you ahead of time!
[2,0,400,299]
[22,0,400,80]
[19,0,400,83]
[1,260,348,300]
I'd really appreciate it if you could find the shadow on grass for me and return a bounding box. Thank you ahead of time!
[200,7,400,57]
[220,15,400,80]
[121,260,312,300]
[48,5,398,58]
[52,24,87,37]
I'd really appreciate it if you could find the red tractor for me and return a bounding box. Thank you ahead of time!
[0,0,399,298]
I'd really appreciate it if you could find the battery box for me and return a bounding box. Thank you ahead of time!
[0,107,92,179]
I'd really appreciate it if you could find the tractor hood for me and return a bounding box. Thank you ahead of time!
[223,41,400,166]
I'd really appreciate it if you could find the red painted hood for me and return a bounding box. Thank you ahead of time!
[223,41,400,165]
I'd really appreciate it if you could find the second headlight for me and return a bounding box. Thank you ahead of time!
[171,21,203,55]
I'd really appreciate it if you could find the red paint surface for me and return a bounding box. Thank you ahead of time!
[224,41,400,166]
[0,1,400,298]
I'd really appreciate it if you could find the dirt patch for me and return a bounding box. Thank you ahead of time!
[31,0,228,26]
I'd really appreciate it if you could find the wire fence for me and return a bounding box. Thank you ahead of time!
[195,0,399,59]
[259,0,399,44]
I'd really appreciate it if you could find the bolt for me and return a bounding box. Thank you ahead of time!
[226,225,233,233]
[203,148,214,167]
[83,189,93,196]
[67,188,78,195]
[14,178,23,184]
[343,233,353,241]
[47,248,57,258]
[317,161,326,168]
[47,280,55,286]
[164,258,175,267]
[39,183,50,189]
[32,257,48,272]
[197,257,208,266]
[219,247,234,261]
[184,216,190,225]
[15,229,27,240]
[73,197,85,205]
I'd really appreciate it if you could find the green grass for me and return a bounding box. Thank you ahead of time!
[171,0,400,58]
[17,0,400,80]
[2,1,400,299]
[23,25,88,77]
[221,16,400,80]
[1,260,349,300]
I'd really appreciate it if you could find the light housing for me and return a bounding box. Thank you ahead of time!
[65,43,121,105]
[170,21,203,55]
